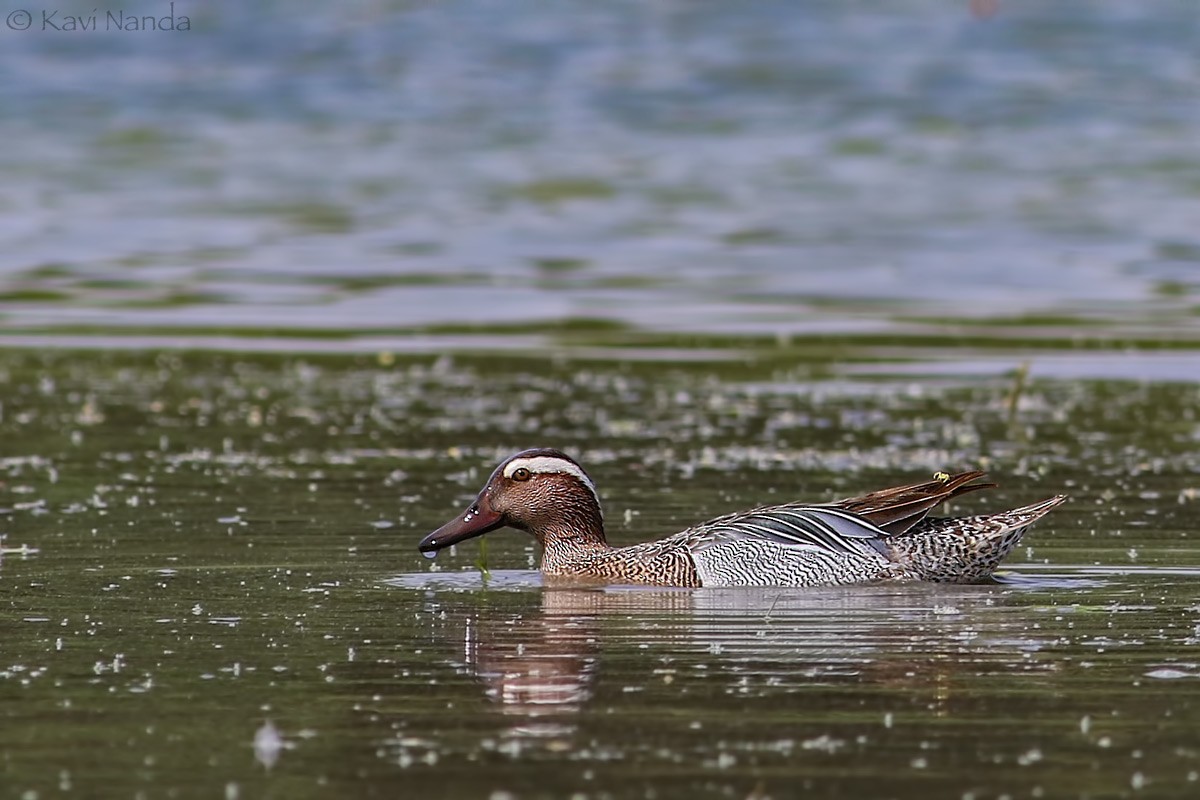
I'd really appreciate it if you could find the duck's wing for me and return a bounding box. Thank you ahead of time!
[686,505,892,558]
[681,471,994,558]
[829,470,995,536]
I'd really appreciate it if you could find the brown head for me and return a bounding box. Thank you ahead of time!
[418,448,606,556]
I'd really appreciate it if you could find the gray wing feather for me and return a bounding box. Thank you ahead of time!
[691,506,891,558]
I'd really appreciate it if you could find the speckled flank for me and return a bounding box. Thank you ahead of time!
[691,539,904,587]
[886,495,1068,584]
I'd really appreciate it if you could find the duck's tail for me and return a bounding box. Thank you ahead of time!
[886,495,1067,583]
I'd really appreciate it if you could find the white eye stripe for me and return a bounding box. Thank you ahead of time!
[503,456,599,504]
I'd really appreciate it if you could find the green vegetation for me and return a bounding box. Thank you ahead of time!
[507,177,617,204]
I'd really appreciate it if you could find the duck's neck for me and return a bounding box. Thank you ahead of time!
[539,521,611,572]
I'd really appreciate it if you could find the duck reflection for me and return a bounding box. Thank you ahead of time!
[457,577,1069,737]
[465,595,597,717]
[463,585,693,737]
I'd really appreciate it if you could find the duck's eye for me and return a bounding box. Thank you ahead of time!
[512,467,532,481]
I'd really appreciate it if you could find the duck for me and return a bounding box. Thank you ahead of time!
[417,448,1066,588]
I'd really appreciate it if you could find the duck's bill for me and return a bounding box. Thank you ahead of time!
[418,504,504,553]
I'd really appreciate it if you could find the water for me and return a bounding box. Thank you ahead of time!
[2,350,1199,797]
[2,1,1199,796]
[0,0,1198,346]
[384,573,1200,798]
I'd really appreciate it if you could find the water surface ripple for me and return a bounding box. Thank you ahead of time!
[2,351,1199,797]
[1,1,1198,344]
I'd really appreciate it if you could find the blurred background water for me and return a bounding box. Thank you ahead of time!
[4,4,1200,799]
[1,0,1198,344]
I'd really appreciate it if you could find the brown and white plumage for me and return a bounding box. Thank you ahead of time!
[418,448,1066,588]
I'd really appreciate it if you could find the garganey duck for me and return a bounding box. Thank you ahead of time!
[418,448,1066,588]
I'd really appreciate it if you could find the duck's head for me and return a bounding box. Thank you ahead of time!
[418,448,605,555]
